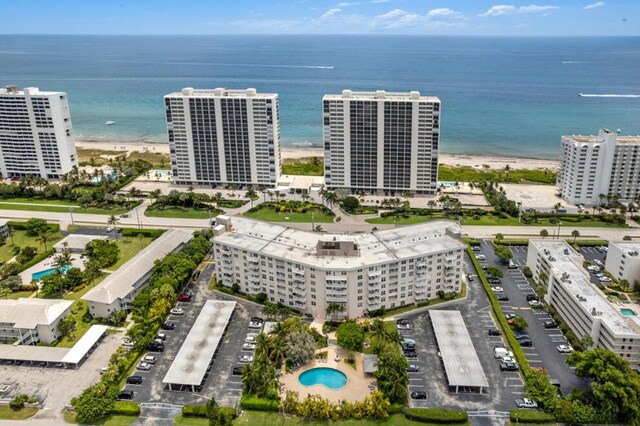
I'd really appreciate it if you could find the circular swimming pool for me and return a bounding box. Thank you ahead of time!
[298,367,347,390]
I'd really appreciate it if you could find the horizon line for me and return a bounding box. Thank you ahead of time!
[1,33,639,38]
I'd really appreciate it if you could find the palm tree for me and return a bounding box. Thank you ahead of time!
[325,302,345,320]
[245,188,257,208]
[107,215,120,240]
[324,191,338,209]
[37,228,53,252]
[53,250,72,296]
[540,229,549,239]
[149,189,162,204]
[427,200,437,212]
[571,229,580,244]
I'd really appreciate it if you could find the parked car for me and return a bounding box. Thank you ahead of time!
[406,364,420,372]
[526,294,539,301]
[500,361,518,371]
[508,259,518,269]
[494,347,514,359]
[249,319,263,329]
[411,391,427,400]
[245,334,258,343]
[488,278,501,285]
[472,246,481,252]
[148,342,165,352]
[142,355,157,364]
[126,375,143,385]
[178,293,192,302]
[593,259,604,267]
[161,322,175,330]
[396,319,411,330]
[557,344,574,353]
[232,366,244,375]
[501,356,516,364]
[99,367,108,375]
[495,293,509,301]
[476,254,486,261]
[599,276,612,283]
[170,308,184,315]
[401,338,416,347]
[594,246,604,253]
[519,339,533,347]
[528,299,542,307]
[121,338,134,347]
[543,320,557,328]
[118,390,134,400]
[136,362,152,371]
[515,398,539,409]
[488,328,501,336]
[242,343,256,351]
[239,355,254,363]
[504,312,516,320]
[155,333,167,341]
[250,316,264,324]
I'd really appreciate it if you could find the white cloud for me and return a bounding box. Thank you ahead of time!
[583,1,605,10]
[321,8,342,19]
[480,4,558,17]
[336,1,360,6]
[427,8,461,17]
[370,0,390,3]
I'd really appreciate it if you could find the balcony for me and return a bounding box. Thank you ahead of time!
[327,293,347,302]
[294,300,306,309]
[293,269,305,276]
[292,293,307,303]
[326,275,348,282]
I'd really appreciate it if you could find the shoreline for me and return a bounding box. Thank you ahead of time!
[75,139,559,171]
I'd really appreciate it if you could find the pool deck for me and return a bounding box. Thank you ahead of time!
[19,255,85,285]
[280,346,376,403]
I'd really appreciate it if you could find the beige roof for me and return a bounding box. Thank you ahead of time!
[0,298,72,329]
[54,234,108,251]
[82,229,193,305]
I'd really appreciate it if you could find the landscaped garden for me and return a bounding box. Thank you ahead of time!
[282,157,324,176]
[244,201,335,223]
[144,190,223,219]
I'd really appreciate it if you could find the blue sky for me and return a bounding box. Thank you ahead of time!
[1,1,638,36]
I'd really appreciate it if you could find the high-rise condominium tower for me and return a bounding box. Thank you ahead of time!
[0,86,77,179]
[164,87,281,187]
[323,90,440,195]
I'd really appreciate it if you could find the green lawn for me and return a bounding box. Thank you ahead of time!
[0,202,131,215]
[244,206,335,223]
[56,300,91,348]
[105,236,154,271]
[282,157,324,176]
[144,207,217,219]
[230,412,460,426]
[0,229,63,262]
[64,411,137,425]
[0,406,38,420]
[365,215,434,225]
[438,164,557,184]
[6,290,36,299]
[63,273,109,301]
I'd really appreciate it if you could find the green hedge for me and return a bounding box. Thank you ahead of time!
[569,239,608,247]
[388,403,404,415]
[466,246,531,374]
[113,401,140,416]
[17,248,54,273]
[7,221,60,232]
[404,408,468,424]
[120,228,165,239]
[510,409,555,424]
[182,404,208,418]
[493,239,529,246]
[240,395,280,412]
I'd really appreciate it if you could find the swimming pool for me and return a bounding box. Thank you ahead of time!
[621,308,637,317]
[32,264,72,281]
[298,367,347,390]
[439,181,458,187]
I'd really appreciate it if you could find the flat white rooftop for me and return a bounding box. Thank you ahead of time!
[162,300,236,387]
[324,89,439,103]
[0,298,72,329]
[53,234,107,251]
[0,325,108,365]
[429,310,489,391]
[531,240,640,336]
[165,87,277,99]
[564,134,640,144]
[214,217,464,269]
[0,86,64,96]
[609,242,640,256]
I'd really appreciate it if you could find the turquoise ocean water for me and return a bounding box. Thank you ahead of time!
[1,35,639,159]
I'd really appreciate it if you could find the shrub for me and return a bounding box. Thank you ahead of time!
[240,395,280,411]
[510,409,555,424]
[219,406,237,420]
[387,403,404,415]
[9,394,31,410]
[113,401,141,416]
[182,404,208,417]
[120,228,165,239]
[523,266,533,278]
[404,408,468,424]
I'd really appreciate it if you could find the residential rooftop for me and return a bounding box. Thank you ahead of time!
[82,229,193,305]
[53,234,108,252]
[324,89,440,102]
[165,87,277,99]
[609,242,640,256]
[530,240,640,336]
[563,128,640,144]
[213,216,464,269]
[0,298,72,329]
[0,86,64,96]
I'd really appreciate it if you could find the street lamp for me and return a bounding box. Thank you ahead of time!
[69,207,74,226]
[557,221,562,240]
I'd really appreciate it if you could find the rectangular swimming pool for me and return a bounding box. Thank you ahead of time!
[32,264,72,281]
[621,308,637,317]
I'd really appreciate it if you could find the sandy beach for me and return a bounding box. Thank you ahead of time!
[75,140,559,171]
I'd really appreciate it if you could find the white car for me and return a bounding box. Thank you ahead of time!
[136,362,152,371]
[528,299,542,307]
[515,398,539,409]
[491,286,504,293]
[142,355,157,364]
[248,321,263,329]
[239,355,254,363]
[599,277,612,283]
[242,343,256,351]
[501,356,516,364]
[593,259,604,267]
[557,344,574,353]
[170,308,184,315]
[245,333,258,343]
[121,338,134,347]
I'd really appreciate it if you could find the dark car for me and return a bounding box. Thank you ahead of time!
[126,375,143,385]
[544,320,557,329]
[250,317,264,324]
[526,294,539,301]
[118,390,134,400]
[178,293,191,302]
[148,342,165,352]
[488,278,501,284]
[519,339,532,347]
[232,366,244,376]
[396,318,410,325]
[488,328,501,336]
[403,349,417,357]
[411,391,427,400]
[500,361,518,372]
[496,293,509,301]
[161,322,175,331]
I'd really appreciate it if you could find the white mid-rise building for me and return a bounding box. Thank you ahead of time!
[527,240,640,370]
[0,298,73,345]
[557,128,640,205]
[323,90,440,195]
[164,87,281,188]
[0,85,78,179]
[212,216,465,319]
[605,242,640,284]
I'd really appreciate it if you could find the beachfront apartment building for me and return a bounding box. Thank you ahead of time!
[0,85,78,179]
[82,228,193,318]
[556,128,640,205]
[0,298,73,345]
[527,240,640,370]
[605,242,640,284]
[164,87,281,188]
[212,215,465,319]
[323,90,440,196]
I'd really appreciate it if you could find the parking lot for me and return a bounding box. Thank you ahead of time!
[124,262,263,407]
[399,251,526,413]
[484,241,589,394]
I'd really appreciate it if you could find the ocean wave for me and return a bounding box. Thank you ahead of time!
[579,93,640,98]
[562,61,591,64]
[155,61,334,69]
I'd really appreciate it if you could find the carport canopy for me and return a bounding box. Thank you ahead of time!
[162,300,236,389]
[429,310,489,393]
